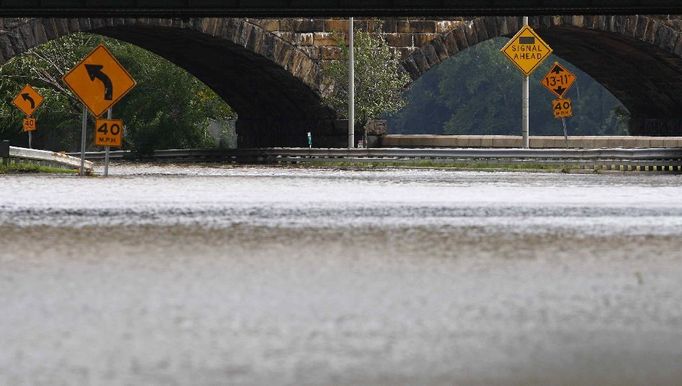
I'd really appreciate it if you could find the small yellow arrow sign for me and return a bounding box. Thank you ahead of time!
[12,84,44,117]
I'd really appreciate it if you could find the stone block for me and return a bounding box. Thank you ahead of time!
[572,15,585,28]
[77,18,91,31]
[295,32,314,46]
[422,44,440,67]
[623,15,638,37]
[409,21,437,33]
[466,135,483,148]
[464,21,478,46]
[453,27,468,49]
[42,19,58,41]
[575,138,590,149]
[411,50,429,74]
[635,17,650,41]
[384,33,413,47]
[430,37,449,61]
[273,31,295,43]
[396,21,411,33]
[495,136,520,148]
[299,46,319,60]
[650,138,666,147]
[483,17,498,38]
[366,20,384,33]
[281,19,324,33]
[473,19,488,41]
[54,18,69,36]
[496,17,510,36]
[436,21,459,33]
[324,19,347,33]
[258,19,280,32]
[397,47,417,59]
[633,138,651,148]
[481,135,494,148]
[67,18,81,32]
[413,33,438,47]
[442,31,459,55]
[313,32,339,47]
[401,56,420,80]
[606,137,625,148]
[320,46,342,60]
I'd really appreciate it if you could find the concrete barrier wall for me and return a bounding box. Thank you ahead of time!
[381,135,682,149]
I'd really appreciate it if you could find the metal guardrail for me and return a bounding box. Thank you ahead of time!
[70,147,682,171]
[4,145,94,173]
[381,135,682,149]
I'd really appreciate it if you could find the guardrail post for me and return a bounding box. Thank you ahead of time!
[1,140,9,166]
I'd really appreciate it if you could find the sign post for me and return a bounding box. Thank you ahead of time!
[501,18,553,148]
[94,115,123,173]
[105,108,112,176]
[12,84,44,149]
[348,17,355,149]
[63,44,136,176]
[522,17,529,149]
[542,62,577,148]
[80,104,87,176]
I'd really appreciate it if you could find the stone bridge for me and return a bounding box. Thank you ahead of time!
[2,16,682,146]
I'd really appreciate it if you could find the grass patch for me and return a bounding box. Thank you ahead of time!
[0,161,77,175]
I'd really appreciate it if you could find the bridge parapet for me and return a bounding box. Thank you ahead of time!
[251,17,469,63]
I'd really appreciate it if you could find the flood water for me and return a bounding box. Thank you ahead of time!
[1,164,682,385]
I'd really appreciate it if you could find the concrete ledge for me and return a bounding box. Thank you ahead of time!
[381,135,682,149]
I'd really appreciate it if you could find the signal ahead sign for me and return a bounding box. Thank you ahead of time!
[12,84,44,117]
[501,25,553,76]
[63,44,136,117]
[542,62,576,98]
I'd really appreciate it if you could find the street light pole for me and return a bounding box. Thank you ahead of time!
[522,16,530,149]
[348,17,355,149]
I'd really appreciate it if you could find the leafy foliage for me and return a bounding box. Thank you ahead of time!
[389,38,630,136]
[0,33,235,151]
[323,29,411,130]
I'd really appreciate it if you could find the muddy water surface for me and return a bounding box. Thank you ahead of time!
[1,165,681,385]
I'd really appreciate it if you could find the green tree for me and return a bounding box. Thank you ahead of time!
[0,33,235,151]
[389,38,630,137]
[323,29,411,142]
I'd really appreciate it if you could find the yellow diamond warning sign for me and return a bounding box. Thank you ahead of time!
[12,84,44,117]
[542,62,576,98]
[63,44,136,118]
[501,25,553,76]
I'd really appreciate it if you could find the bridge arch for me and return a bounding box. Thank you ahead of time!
[403,15,682,135]
[0,17,335,147]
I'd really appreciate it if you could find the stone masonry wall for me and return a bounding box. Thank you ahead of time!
[251,18,468,64]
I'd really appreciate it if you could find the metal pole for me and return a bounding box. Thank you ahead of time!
[28,131,32,149]
[79,104,87,176]
[561,118,569,148]
[522,16,530,149]
[348,17,355,149]
[104,108,112,177]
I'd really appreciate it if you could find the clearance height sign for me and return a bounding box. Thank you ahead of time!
[501,25,553,76]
